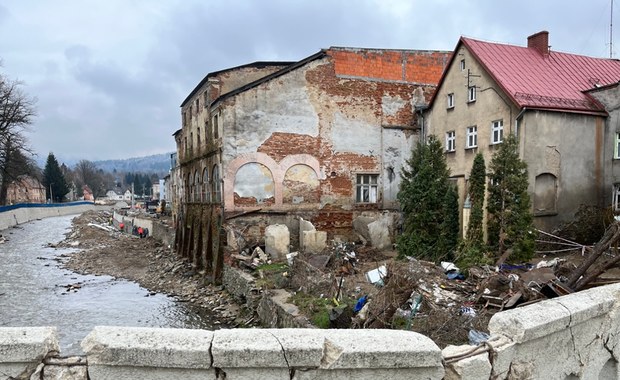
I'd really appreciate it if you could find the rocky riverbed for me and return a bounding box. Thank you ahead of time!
[58,210,257,328]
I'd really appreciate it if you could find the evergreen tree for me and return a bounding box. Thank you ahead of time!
[397,135,457,261]
[42,153,69,203]
[456,153,489,270]
[439,183,460,261]
[466,153,486,248]
[487,134,535,262]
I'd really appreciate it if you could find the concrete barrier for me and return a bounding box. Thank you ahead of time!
[0,202,96,231]
[5,281,620,380]
[113,211,174,246]
[81,327,444,380]
[0,326,444,379]
[0,327,58,379]
[443,283,620,380]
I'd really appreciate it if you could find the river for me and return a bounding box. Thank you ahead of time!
[0,214,216,355]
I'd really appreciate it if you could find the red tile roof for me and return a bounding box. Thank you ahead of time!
[460,36,620,114]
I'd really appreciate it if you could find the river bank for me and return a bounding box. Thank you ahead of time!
[58,210,258,328]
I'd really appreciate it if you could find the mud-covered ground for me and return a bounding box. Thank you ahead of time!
[58,210,257,328]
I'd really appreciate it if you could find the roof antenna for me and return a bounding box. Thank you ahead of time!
[611,0,614,58]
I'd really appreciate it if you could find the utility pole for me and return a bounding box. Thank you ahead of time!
[612,0,614,58]
[131,182,135,209]
[49,183,54,203]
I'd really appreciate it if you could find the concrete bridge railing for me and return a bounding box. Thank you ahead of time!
[5,283,620,379]
[1,327,444,379]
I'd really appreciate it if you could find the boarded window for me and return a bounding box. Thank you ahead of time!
[233,163,274,206]
[534,173,557,214]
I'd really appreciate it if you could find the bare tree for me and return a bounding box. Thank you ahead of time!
[0,73,36,205]
[73,160,108,199]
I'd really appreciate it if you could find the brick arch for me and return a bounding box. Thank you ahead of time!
[278,154,322,180]
[224,153,280,209]
[225,153,322,210]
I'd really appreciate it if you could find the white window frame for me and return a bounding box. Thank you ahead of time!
[466,126,478,149]
[356,174,378,203]
[468,86,476,102]
[445,131,456,152]
[447,93,455,109]
[615,132,620,159]
[460,59,465,71]
[491,120,504,144]
[614,184,620,211]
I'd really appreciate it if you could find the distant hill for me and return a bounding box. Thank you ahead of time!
[94,153,173,176]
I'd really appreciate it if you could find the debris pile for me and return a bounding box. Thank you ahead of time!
[231,219,620,347]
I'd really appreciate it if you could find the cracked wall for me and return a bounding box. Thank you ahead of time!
[444,283,620,380]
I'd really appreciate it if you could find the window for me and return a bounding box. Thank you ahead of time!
[614,184,620,211]
[182,112,187,126]
[203,168,210,203]
[189,105,193,117]
[447,93,455,109]
[468,86,476,102]
[445,131,456,152]
[194,171,201,202]
[212,165,221,203]
[197,127,201,148]
[188,174,194,202]
[195,98,199,112]
[466,126,477,149]
[491,120,504,144]
[460,59,465,71]
[213,114,219,139]
[203,92,208,107]
[356,174,378,203]
[615,132,620,159]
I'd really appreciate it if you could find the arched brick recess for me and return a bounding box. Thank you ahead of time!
[225,153,321,210]
[224,153,279,209]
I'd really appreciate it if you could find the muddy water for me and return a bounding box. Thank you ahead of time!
[0,215,217,355]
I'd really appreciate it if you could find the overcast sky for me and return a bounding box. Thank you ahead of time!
[0,0,616,163]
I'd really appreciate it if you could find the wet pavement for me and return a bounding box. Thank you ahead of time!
[0,215,217,355]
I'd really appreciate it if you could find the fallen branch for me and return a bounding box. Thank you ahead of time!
[565,221,620,290]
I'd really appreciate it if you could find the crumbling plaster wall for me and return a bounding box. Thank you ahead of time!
[177,48,448,277]
[220,54,432,212]
[216,50,443,243]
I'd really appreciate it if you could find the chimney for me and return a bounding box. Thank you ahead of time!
[527,31,549,56]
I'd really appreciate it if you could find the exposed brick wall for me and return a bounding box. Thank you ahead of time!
[257,132,321,162]
[234,193,275,206]
[329,48,450,85]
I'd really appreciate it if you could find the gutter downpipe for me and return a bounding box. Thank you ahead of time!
[415,105,428,142]
[515,107,528,157]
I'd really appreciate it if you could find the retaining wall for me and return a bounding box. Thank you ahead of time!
[0,202,96,231]
[112,211,175,247]
[5,283,620,379]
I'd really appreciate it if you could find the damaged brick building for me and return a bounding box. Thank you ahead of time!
[173,47,450,281]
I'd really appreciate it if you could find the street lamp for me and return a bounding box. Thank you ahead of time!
[49,183,54,204]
